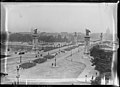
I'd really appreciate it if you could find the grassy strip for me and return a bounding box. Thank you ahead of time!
[44,55,55,59]
[19,62,36,69]
[33,58,47,64]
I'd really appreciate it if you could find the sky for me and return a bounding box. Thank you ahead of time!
[1,3,117,33]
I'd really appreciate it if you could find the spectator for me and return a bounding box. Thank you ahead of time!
[91,76,94,80]
[41,54,42,57]
[96,72,97,76]
[52,63,53,67]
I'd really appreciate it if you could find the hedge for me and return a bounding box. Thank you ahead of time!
[33,58,47,64]
[44,55,55,59]
[19,62,36,69]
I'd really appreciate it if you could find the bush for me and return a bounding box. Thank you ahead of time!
[19,62,36,69]
[33,58,47,64]
[44,47,58,52]
[91,75,101,85]
[44,55,55,59]
[90,45,112,74]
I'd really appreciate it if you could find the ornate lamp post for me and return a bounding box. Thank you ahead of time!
[16,66,20,85]
[54,53,58,67]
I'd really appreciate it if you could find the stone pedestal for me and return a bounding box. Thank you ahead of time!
[32,33,39,51]
[84,36,90,55]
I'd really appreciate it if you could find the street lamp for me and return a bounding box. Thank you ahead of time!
[16,66,20,85]
[85,75,87,82]
[54,53,57,67]
[59,44,60,52]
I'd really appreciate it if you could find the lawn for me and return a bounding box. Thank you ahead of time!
[19,62,36,69]
[33,58,47,64]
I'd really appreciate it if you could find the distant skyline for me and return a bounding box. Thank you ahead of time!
[1,3,117,34]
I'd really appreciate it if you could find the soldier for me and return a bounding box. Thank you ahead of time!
[91,76,94,80]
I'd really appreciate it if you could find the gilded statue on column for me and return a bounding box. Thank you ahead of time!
[86,29,91,36]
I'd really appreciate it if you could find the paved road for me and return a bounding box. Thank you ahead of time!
[1,46,86,85]
[1,45,97,85]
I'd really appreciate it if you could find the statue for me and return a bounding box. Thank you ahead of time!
[34,29,37,34]
[86,29,91,36]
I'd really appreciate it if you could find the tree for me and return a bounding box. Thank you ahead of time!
[90,45,113,85]
[63,36,68,42]
[57,35,62,42]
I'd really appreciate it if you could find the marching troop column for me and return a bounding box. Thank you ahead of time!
[84,29,91,55]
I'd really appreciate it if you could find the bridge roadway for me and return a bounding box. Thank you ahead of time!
[1,44,75,73]
[1,42,103,85]
[1,45,93,85]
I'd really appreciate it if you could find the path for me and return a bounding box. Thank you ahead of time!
[1,45,99,85]
[65,47,99,83]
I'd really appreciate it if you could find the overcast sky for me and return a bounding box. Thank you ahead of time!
[2,3,117,33]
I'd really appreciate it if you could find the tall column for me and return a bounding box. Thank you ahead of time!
[32,29,39,51]
[84,36,90,54]
[84,29,91,54]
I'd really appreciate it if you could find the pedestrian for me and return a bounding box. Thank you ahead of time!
[52,63,53,67]
[96,72,97,76]
[41,54,42,57]
[91,76,94,80]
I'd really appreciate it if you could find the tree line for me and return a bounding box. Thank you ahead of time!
[8,33,69,42]
[90,45,113,85]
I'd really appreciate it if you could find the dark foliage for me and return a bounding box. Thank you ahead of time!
[1,32,8,43]
[90,45,113,85]
[90,45,112,74]
[18,52,25,55]
[8,33,68,42]
[19,62,36,69]
[91,75,101,85]
[44,55,55,59]
[33,58,47,64]
[9,33,32,42]
[43,46,59,52]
